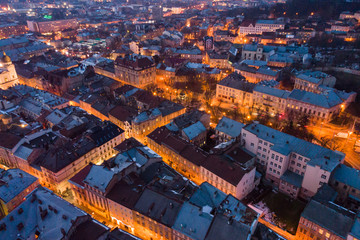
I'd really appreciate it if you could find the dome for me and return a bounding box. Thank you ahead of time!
[2,52,11,63]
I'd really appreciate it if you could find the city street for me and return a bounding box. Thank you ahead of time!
[307,124,360,169]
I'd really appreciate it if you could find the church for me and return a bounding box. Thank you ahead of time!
[0,52,19,90]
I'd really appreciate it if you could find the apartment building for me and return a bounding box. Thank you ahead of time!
[70,138,162,227]
[216,72,256,106]
[297,194,358,240]
[241,43,308,61]
[109,86,185,143]
[252,85,290,116]
[0,169,39,217]
[234,64,279,83]
[252,85,356,122]
[241,122,345,199]
[3,115,125,193]
[215,116,245,142]
[114,54,156,88]
[173,183,259,240]
[0,187,110,240]
[239,20,285,37]
[147,126,256,200]
[204,52,232,70]
[27,18,79,34]
[213,30,237,42]
[294,71,337,93]
[329,164,360,211]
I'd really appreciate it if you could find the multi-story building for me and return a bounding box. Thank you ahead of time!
[252,85,290,116]
[156,63,176,83]
[147,126,256,199]
[329,164,360,211]
[0,24,27,39]
[173,183,259,240]
[239,20,285,37]
[0,132,21,168]
[27,18,79,34]
[204,52,233,70]
[213,30,237,42]
[234,64,279,83]
[294,71,337,93]
[297,186,359,240]
[0,53,19,90]
[215,116,245,142]
[114,54,156,88]
[4,116,125,193]
[241,122,345,199]
[216,72,256,106]
[241,43,308,62]
[0,169,39,216]
[252,85,356,122]
[109,87,185,143]
[0,187,110,240]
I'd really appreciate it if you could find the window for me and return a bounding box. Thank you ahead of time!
[264,142,268,146]
[243,133,247,137]
[250,143,254,147]
[321,175,327,179]
[271,154,275,159]
[280,157,283,162]
[297,163,301,167]
[258,146,262,150]
[259,140,263,144]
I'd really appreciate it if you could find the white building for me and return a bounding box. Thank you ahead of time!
[216,72,256,106]
[241,122,345,199]
[294,71,336,93]
[239,20,285,37]
[0,52,19,90]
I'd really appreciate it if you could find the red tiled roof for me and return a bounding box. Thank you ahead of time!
[69,164,92,187]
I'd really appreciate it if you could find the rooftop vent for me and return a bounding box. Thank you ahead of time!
[17,208,23,215]
[17,222,24,231]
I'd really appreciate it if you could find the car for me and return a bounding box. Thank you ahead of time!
[335,132,349,138]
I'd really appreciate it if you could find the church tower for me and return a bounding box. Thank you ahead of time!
[0,52,19,90]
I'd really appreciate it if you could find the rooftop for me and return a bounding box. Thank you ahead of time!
[0,169,38,203]
[301,200,355,238]
[332,164,360,190]
[182,121,206,140]
[172,202,213,240]
[134,188,182,227]
[243,123,344,172]
[0,187,108,240]
[218,72,256,93]
[215,117,244,138]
